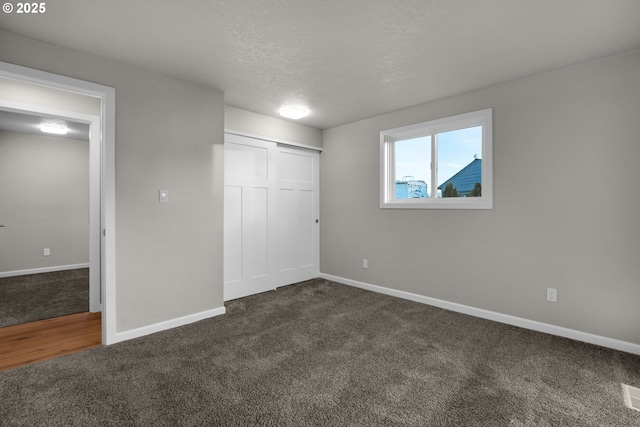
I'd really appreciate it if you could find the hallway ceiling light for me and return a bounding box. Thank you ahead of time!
[279,106,309,120]
[40,120,68,135]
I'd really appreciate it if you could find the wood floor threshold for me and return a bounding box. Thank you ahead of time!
[0,312,102,372]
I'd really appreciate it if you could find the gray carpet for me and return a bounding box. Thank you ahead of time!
[1,278,639,426]
[0,269,89,328]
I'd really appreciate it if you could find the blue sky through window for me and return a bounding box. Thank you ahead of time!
[395,126,482,197]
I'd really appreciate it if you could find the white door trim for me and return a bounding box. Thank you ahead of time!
[224,129,323,152]
[0,61,117,345]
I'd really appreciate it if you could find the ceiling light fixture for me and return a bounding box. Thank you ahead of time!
[40,121,68,135]
[279,106,309,120]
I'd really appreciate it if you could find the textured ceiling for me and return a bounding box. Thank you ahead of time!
[1,0,639,129]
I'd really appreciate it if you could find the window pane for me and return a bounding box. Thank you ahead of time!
[395,136,430,198]
[381,108,492,209]
[436,126,482,198]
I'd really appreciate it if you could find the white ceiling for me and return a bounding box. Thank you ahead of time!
[1,0,639,129]
[0,110,90,141]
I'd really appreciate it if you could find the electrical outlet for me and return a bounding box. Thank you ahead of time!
[363,259,368,269]
[43,248,50,256]
[546,287,557,302]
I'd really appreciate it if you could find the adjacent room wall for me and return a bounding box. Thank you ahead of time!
[0,130,89,273]
[225,105,322,148]
[0,30,226,333]
[0,76,101,115]
[320,49,640,346]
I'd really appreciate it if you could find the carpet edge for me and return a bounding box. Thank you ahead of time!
[319,272,640,356]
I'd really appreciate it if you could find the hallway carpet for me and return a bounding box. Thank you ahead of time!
[0,269,89,328]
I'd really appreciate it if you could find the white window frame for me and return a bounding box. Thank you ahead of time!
[380,108,493,209]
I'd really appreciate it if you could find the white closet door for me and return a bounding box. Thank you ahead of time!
[224,134,320,301]
[224,135,277,301]
[276,145,319,284]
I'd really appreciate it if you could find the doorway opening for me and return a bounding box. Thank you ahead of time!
[0,105,100,315]
[0,105,102,312]
[0,61,116,345]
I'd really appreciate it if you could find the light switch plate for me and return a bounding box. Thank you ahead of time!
[159,190,169,203]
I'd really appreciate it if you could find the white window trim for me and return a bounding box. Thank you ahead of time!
[380,108,493,209]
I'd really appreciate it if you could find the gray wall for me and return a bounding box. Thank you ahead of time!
[225,105,323,148]
[0,30,225,332]
[0,131,89,272]
[321,49,640,345]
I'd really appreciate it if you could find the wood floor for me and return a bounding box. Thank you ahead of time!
[0,312,102,372]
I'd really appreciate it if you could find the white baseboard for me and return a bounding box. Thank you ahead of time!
[0,263,90,278]
[319,273,640,356]
[109,306,227,345]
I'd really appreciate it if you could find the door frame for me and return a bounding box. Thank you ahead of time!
[225,130,324,153]
[0,61,117,345]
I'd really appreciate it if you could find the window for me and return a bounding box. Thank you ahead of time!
[380,108,492,209]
